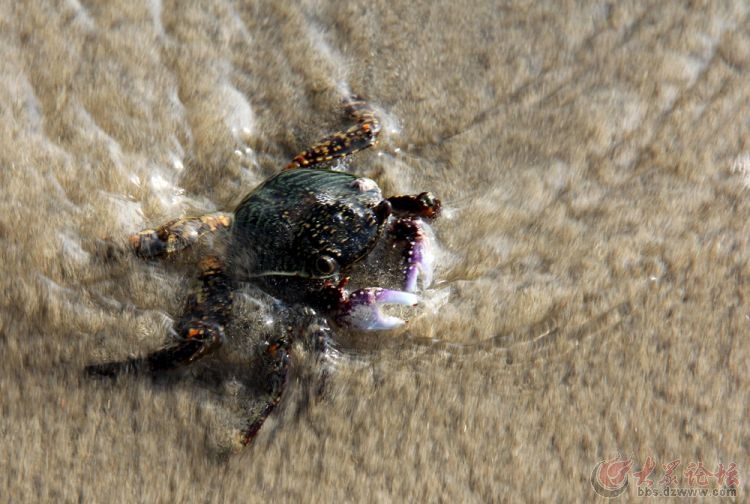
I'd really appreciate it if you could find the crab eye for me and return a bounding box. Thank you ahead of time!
[314,255,338,276]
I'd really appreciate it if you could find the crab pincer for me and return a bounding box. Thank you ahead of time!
[343,288,419,330]
[389,218,435,293]
[314,278,418,330]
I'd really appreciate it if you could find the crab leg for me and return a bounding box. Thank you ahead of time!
[285,96,382,170]
[130,212,233,259]
[86,257,233,377]
[149,256,234,369]
[239,335,290,445]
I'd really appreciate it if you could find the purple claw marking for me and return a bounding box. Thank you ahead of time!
[404,236,434,293]
[341,288,418,330]
[390,219,435,293]
[311,279,419,330]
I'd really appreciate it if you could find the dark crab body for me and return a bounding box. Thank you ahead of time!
[229,168,390,298]
[87,97,441,446]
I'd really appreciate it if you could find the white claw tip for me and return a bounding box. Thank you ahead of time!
[376,290,419,306]
[340,288,419,330]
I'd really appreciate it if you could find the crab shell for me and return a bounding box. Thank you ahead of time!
[228,168,392,300]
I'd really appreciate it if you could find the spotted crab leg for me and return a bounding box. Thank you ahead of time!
[241,312,335,445]
[239,335,290,445]
[85,256,233,377]
[129,212,233,259]
[285,96,382,170]
[86,256,288,446]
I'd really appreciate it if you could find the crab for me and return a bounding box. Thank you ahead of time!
[86,96,441,445]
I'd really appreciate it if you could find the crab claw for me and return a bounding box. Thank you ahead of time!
[339,288,419,330]
[404,235,434,293]
[389,219,435,293]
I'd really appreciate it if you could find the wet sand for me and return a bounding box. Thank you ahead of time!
[1,1,748,501]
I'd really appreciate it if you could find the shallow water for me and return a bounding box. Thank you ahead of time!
[2,1,749,501]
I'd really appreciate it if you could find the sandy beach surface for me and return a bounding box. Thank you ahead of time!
[1,1,748,501]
